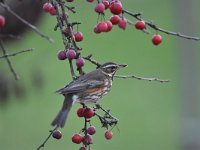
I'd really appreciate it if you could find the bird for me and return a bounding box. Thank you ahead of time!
[51,62,127,128]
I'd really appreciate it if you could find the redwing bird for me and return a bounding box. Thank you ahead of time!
[51,62,127,128]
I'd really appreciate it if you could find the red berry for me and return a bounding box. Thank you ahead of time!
[110,15,120,25]
[52,130,62,139]
[87,0,94,2]
[118,18,127,30]
[82,134,93,144]
[57,50,67,60]
[76,58,85,68]
[66,49,76,60]
[79,147,86,150]
[93,25,101,34]
[97,22,108,32]
[72,134,83,144]
[43,3,53,12]
[74,32,83,42]
[135,21,146,30]
[77,108,85,117]
[105,130,113,140]
[0,16,5,28]
[49,6,56,16]
[110,1,123,15]
[94,3,105,14]
[106,21,113,32]
[102,0,110,9]
[83,107,94,118]
[87,126,96,135]
[152,34,162,45]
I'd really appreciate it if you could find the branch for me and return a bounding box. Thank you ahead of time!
[0,2,54,43]
[0,40,19,80]
[114,74,169,83]
[83,54,101,67]
[36,126,58,150]
[0,48,33,59]
[0,34,22,39]
[122,9,200,41]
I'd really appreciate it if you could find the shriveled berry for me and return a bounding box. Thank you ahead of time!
[74,32,83,42]
[110,1,122,15]
[87,126,96,135]
[72,134,83,144]
[118,18,127,30]
[79,147,86,150]
[77,108,85,117]
[52,130,62,139]
[97,22,108,32]
[135,20,146,30]
[105,130,113,140]
[102,0,110,9]
[0,16,5,28]
[106,21,113,32]
[110,15,120,25]
[82,134,93,144]
[43,3,53,12]
[152,34,162,45]
[83,107,94,118]
[57,50,67,60]
[66,49,76,60]
[76,58,85,68]
[94,3,105,14]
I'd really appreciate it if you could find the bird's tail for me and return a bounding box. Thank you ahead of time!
[51,96,73,128]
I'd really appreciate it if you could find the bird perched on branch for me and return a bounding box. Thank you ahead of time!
[51,62,127,128]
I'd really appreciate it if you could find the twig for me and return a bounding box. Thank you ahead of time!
[0,48,33,59]
[0,34,22,39]
[0,2,54,43]
[36,126,58,150]
[83,54,101,68]
[64,4,76,13]
[123,9,200,40]
[114,74,170,83]
[0,40,19,80]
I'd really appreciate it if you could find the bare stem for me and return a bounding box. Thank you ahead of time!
[0,48,33,59]
[36,126,58,150]
[0,40,19,80]
[0,2,54,43]
[114,74,170,83]
[83,54,101,67]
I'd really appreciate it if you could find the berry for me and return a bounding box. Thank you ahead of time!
[106,21,113,32]
[97,22,108,32]
[118,18,127,30]
[87,0,95,2]
[66,0,74,2]
[82,134,93,144]
[66,49,76,60]
[52,130,62,139]
[77,108,85,117]
[83,107,94,118]
[93,25,101,34]
[49,6,56,16]
[135,21,146,30]
[110,15,120,25]
[94,3,105,14]
[105,130,113,140]
[87,126,96,135]
[43,3,53,12]
[152,34,162,45]
[79,147,86,150]
[0,16,5,28]
[102,0,110,9]
[74,32,83,42]
[110,1,122,15]
[76,58,85,68]
[72,134,83,144]
[57,50,67,60]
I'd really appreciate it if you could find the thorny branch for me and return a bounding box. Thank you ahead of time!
[0,2,54,43]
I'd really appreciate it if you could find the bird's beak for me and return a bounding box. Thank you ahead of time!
[117,64,128,68]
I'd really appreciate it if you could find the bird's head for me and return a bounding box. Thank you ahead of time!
[100,62,127,77]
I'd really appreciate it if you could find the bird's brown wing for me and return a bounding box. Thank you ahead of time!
[56,80,104,95]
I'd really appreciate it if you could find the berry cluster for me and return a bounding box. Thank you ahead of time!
[43,2,56,16]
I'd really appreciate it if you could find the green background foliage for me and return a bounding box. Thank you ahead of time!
[0,0,200,150]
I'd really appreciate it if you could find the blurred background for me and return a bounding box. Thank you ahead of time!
[0,0,200,150]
